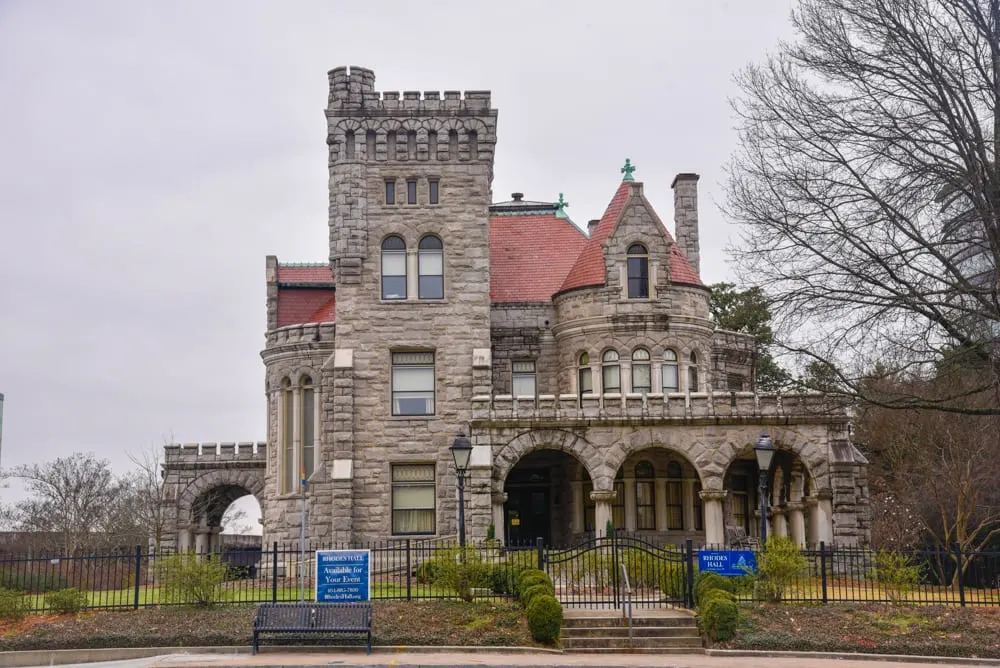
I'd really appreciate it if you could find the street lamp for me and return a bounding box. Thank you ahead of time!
[754,433,776,547]
[450,431,473,548]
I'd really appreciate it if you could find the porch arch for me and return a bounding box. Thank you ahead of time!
[491,429,608,494]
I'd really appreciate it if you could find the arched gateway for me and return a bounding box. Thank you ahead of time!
[161,442,266,552]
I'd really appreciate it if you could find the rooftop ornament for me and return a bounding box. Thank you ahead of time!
[555,192,571,219]
[621,158,636,182]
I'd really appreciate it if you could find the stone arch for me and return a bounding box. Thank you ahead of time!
[176,469,266,530]
[711,427,830,494]
[491,429,609,494]
[605,432,707,488]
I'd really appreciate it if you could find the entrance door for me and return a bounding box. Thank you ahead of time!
[505,487,550,546]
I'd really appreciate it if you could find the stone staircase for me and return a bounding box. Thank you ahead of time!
[561,609,703,654]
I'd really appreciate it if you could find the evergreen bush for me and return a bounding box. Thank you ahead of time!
[44,587,89,614]
[432,547,491,602]
[694,571,736,605]
[521,582,555,609]
[525,594,562,643]
[698,592,739,642]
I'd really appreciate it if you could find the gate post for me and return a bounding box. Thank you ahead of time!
[819,541,828,604]
[536,537,544,571]
[611,530,620,609]
[685,538,695,609]
[271,541,279,604]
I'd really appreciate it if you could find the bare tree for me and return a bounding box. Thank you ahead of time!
[726,0,1000,413]
[126,444,168,551]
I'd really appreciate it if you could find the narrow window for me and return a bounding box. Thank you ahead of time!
[602,350,620,393]
[407,180,417,205]
[391,351,435,416]
[387,131,397,159]
[583,480,595,532]
[429,180,439,205]
[428,130,438,160]
[281,378,293,494]
[512,361,536,397]
[666,461,683,530]
[578,352,593,398]
[631,348,651,393]
[468,130,478,160]
[381,235,407,300]
[627,243,649,299]
[391,464,436,534]
[612,468,625,530]
[417,235,444,299]
[731,474,750,533]
[385,181,395,205]
[301,376,315,484]
[694,480,704,531]
[366,130,376,159]
[407,130,417,159]
[344,130,355,159]
[662,349,679,392]
[688,351,699,392]
[636,461,657,530]
[448,129,458,158]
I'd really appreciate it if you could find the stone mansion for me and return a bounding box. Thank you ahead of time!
[161,66,871,552]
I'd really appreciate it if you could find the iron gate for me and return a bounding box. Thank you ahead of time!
[540,535,695,609]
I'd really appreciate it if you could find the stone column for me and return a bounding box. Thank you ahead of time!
[786,501,806,547]
[194,530,210,555]
[655,479,669,532]
[177,527,193,552]
[771,507,787,538]
[571,482,584,534]
[699,489,727,546]
[805,496,820,546]
[491,492,507,544]
[817,489,835,544]
[406,250,418,299]
[591,490,616,538]
[682,479,696,531]
[623,477,636,531]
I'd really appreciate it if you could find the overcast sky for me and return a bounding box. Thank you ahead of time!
[0,0,797,514]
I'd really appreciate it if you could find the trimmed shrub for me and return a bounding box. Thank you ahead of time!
[698,592,739,642]
[521,582,555,609]
[660,561,697,599]
[526,594,563,643]
[0,589,29,621]
[154,554,229,607]
[517,573,552,601]
[694,571,736,606]
[755,536,808,602]
[45,587,88,615]
[432,548,491,602]
[872,549,922,602]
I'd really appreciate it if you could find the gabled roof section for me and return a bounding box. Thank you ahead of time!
[277,263,334,286]
[558,181,632,293]
[490,211,588,303]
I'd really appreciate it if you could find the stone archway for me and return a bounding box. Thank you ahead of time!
[491,429,607,494]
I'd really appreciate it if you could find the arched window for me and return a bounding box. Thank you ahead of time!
[687,351,699,392]
[381,236,407,300]
[631,348,651,393]
[578,352,593,398]
[662,349,679,392]
[344,130,355,159]
[602,350,620,393]
[635,461,656,530]
[627,244,649,299]
[366,130,376,159]
[301,376,315,485]
[418,235,444,299]
[666,461,683,530]
[281,378,293,494]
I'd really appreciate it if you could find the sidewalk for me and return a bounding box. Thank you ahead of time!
[137,650,996,668]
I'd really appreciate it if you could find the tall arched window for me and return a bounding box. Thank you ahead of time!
[687,351,699,391]
[578,352,593,398]
[635,461,656,530]
[418,235,444,299]
[666,461,683,530]
[602,350,621,393]
[381,236,407,300]
[627,243,649,299]
[631,348,651,393]
[301,376,315,485]
[662,349,679,392]
[281,378,293,494]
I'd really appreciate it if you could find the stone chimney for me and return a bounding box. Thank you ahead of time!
[671,173,700,275]
[587,219,600,237]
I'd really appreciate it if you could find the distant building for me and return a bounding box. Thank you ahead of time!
[161,67,870,551]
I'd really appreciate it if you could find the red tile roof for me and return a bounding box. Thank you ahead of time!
[559,182,632,293]
[670,245,701,286]
[277,264,333,284]
[277,288,335,327]
[489,213,588,302]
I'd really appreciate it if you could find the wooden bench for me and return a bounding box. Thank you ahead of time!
[252,602,373,654]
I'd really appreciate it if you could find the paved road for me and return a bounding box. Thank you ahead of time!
[54,651,991,668]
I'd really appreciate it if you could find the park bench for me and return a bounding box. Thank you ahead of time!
[252,602,373,654]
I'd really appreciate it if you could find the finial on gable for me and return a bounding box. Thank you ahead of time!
[555,192,570,219]
[621,159,636,182]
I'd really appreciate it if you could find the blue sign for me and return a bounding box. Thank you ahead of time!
[699,550,757,577]
[316,549,371,602]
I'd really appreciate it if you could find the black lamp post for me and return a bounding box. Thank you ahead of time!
[754,433,776,546]
[450,431,473,548]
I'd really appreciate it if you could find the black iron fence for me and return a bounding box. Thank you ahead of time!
[0,537,997,614]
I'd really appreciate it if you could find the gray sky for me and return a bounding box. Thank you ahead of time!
[0,0,797,512]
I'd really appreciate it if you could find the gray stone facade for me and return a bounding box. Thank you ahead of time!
[161,66,871,550]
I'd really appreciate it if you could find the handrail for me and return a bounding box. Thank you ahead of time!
[620,559,633,648]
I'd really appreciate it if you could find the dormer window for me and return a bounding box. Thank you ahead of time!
[627,244,649,299]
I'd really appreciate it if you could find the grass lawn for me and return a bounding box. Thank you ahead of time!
[0,600,537,651]
[720,603,1000,658]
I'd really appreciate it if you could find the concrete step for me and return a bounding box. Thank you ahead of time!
[565,647,706,655]
[563,636,704,650]
[562,615,696,628]
[563,625,700,638]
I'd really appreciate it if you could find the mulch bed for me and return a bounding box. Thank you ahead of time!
[720,603,1000,658]
[0,600,536,651]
